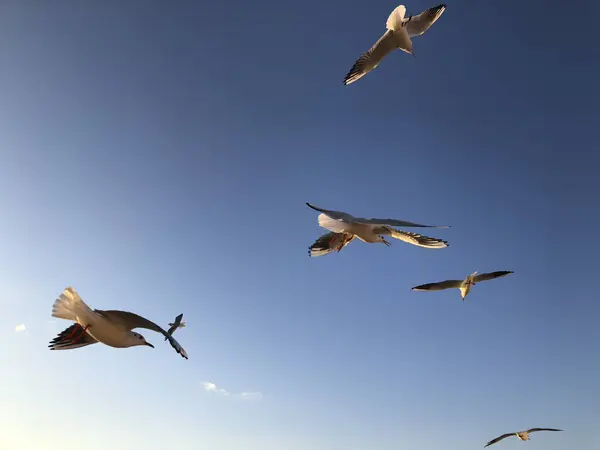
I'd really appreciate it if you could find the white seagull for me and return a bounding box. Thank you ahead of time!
[49,287,188,359]
[484,428,563,447]
[306,202,449,254]
[412,270,514,301]
[344,4,447,85]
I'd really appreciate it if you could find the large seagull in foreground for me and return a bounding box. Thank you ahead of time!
[344,4,447,85]
[306,202,449,256]
[484,428,563,447]
[412,270,514,300]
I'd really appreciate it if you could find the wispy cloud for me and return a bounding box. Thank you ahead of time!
[15,324,26,333]
[240,391,263,401]
[203,381,231,396]
[202,381,262,401]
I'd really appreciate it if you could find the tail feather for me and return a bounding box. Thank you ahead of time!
[386,5,407,30]
[52,287,94,322]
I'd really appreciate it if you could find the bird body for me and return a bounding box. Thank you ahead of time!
[412,271,514,300]
[344,4,447,85]
[49,287,188,359]
[306,202,449,256]
[484,428,563,447]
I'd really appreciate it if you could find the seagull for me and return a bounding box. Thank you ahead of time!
[166,313,186,340]
[344,4,447,85]
[306,202,449,252]
[411,270,514,300]
[484,428,563,447]
[49,287,188,359]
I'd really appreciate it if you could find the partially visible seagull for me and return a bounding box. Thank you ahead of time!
[344,4,447,85]
[306,202,449,252]
[412,270,514,300]
[49,287,188,359]
[484,428,563,447]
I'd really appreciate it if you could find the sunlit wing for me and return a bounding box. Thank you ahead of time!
[473,271,514,283]
[405,4,447,37]
[377,227,448,248]
[412,279,463,291]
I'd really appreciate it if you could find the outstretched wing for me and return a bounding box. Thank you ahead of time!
[49,323,99,351]
[95,310,188,359]
[405,4,447,37]
[166,313,184,336]
[344,30,399,85]
[526,428,563,434]
[474,271,514,283]
[412,279,463,291]
[309,232,356,257]
[484,433,514,448]
[306,202,450,228]
[377,227,448,248]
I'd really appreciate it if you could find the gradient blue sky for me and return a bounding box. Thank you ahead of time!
[1,1,599,449]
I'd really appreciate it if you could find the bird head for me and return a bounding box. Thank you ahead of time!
[379,236,391,247]
[130,332,154,348]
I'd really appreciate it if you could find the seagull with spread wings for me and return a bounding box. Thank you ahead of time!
[49,287,188,359]
[412,270,514,300]
[306,202,449,255]
[344,4,447,85]
[484,428,563,447]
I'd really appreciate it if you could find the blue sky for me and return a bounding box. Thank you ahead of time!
[1,1,599,449]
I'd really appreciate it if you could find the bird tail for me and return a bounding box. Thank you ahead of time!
[317,214,348,233]
[52,287,94,321]
[386,5,407,30]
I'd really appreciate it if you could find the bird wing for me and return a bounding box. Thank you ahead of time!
[307,202,450,228]
[309,232,356,257]
[95,309,188,359]
[306,202,357,222]
[343,30,399,85]
[166,313,184,336]
[412,279,463,291]
[484,433,514,447]
[376,227,448,248]
[48,323,99,350]
[473,271,514,283]
[405,4,447,37]
[526,428,563,433]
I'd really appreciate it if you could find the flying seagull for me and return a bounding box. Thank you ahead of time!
[344,4,447,85]
[484,428,563,447]
[306,202,449,252]
[49,287,188,359]
[412,270,514,300]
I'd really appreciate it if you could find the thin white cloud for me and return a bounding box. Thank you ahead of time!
[202,381,262,401]
[203,381,230,396]
[240,391,263,401]
[15,324,26,333]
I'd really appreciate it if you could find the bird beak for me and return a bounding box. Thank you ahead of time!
[383,239,391,247]
[145,342,155,348]
[411,50,416,58]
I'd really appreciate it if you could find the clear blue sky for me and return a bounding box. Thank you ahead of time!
[1,1,599,449]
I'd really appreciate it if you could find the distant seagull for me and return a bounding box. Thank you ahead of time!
[306,202,449,252]
[484,428,563,447]
[49,287,188,359]
[344,4,447,85]
[165,313,186,340]
[412,270,514,300]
